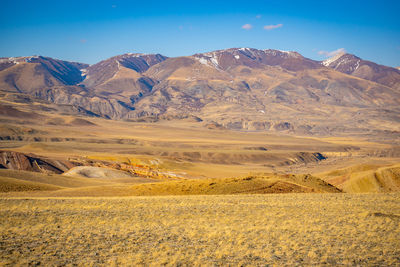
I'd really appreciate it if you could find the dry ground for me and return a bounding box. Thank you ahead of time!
[2,110,399,180]
[1,194,399,266]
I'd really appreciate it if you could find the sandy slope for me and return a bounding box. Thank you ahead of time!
[318,163,400,192]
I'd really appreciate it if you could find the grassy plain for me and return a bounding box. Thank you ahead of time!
[1,194,399,266]
[2,115,398,178]
[1,114,399,195]
[1,97,400,266]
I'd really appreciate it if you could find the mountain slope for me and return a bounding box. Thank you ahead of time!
[82,53,166,88]
[80,53,167,110]
[133,48,400,136]
[0,56,135,118]
[0,56,88,89]
[192,48,321,71]
[322,53,400,89]
[0,49,399,137]
[318,163,400,193]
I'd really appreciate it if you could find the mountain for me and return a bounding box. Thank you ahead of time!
[81,53,167,107]
[0,56,136,118]
[133,48,399,137]
[0,56,88,87]
[0,48,399,138]
[192,48,321,71]
[82,53,166,88]
[322,52,400,89]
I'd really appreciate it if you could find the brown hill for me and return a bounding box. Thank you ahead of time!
[322,53,400,89]
[123,173,341,196]
[0,172,341,197]
[0,56,88,91]
[80,53,166,110]
[135,49,400,136]
[0,49,399,137]
[318,163,400,193]
[0,72,130,119]
[192,48,321,71]
[81,53,166,101]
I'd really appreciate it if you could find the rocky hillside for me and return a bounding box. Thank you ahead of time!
[0,150,76,174]
[322,52,400,88]
[0,49,399,136]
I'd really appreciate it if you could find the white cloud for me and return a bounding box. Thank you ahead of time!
[241,24,253,30]
[263,24,283,30]
[318,48,346,57]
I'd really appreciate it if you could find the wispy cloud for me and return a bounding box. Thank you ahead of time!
[111,4,117,8]
[263,24,283,30]
[318,48,346,57]
[241,24,253,30]
[256,15,262,19]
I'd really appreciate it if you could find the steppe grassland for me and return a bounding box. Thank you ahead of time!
[5,117,398,179]
[1,194,399,266]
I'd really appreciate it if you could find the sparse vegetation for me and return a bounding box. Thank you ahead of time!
[318,163,400,193]
[1,194,399,266]
[0,80,399,265]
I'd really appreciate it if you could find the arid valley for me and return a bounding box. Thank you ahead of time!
[1,1,400,264]
[1,86,399,265]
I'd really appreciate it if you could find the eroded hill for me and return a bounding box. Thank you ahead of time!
[0,48,399,138]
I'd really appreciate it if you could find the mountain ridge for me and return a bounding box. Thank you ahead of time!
[0,48,399,137]
[321,52,400,88]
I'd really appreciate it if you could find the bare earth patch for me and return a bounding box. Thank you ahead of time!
[1,193,399,266]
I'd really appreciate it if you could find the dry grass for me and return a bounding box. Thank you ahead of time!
[1,104,399,180]
[125,174,340,196]
[0,177,62,192]
[0,169,109,189]
[0,172,339,197]
[1,194,399,266]
[318,163,400,193]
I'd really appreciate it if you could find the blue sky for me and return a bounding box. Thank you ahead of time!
[1,0,399,67]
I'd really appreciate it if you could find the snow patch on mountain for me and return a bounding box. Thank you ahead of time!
[322,52,346,67]
[0,57,25,65]
[354,60,360,71]
[263,49,300,58]
[194,52,220,69]
[125,53,148,57]
[81,68,88,77]
[195,57,209,66]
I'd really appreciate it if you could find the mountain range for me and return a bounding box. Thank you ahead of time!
[0,48,399,138]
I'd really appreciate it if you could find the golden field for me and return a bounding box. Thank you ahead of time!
[1,194,400,266]
[1,94,400,266]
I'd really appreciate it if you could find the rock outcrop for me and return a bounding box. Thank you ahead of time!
[0,150,76,174]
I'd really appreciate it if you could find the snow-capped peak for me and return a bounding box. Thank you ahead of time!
[322,52,346,67]
[0,55,44,65]
[123,53,149,58]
